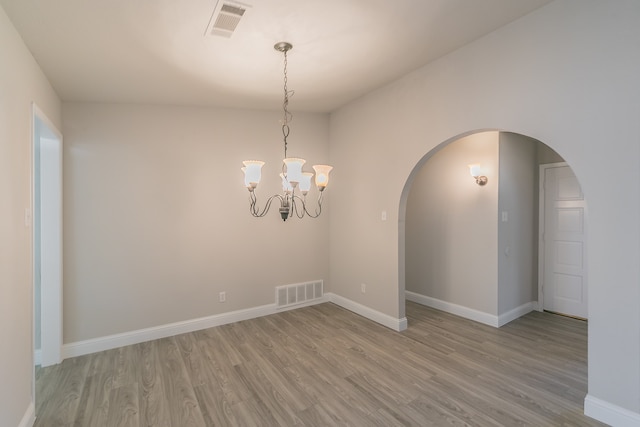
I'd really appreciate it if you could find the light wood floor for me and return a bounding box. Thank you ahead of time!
[34,302,605,426]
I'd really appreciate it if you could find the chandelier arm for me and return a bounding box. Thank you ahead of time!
[312,192,324,217]
[249,192,285,218]
[291,194,323,219]
[249,195,261,217]
[249,190,264,216]
[291,195,307,219]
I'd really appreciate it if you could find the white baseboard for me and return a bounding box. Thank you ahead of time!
[584,394,640,427]
[63,295,329,359]
[328,293,408,332]
[18,402,35,427]
[61,293,409,359]
[406,291,499,327]
[405,291,536,328]
[497,301,537,327]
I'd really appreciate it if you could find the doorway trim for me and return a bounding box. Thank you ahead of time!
[537,162,567,312]
[32,102,63,370]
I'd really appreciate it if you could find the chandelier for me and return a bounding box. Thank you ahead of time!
[242,42,333,221]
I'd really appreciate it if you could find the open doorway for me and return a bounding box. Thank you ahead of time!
[32,103,63,371]
[402,131,586,325]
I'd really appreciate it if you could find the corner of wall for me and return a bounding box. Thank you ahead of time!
[17,402,35,427]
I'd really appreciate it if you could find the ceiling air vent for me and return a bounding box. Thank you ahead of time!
[205,1,251,38]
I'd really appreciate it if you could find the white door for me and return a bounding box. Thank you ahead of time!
[540,164,587,319]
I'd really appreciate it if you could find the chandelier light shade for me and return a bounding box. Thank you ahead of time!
[299,172,313,194]
[242,160,265,188]
[313,164,333,189]
[283,157,305,184]
[242,42,333,221]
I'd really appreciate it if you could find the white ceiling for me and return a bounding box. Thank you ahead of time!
[1,0,552,112]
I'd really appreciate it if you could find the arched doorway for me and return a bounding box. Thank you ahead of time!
[399,130,587,325]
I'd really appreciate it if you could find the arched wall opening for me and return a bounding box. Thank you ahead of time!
[324,3,639,419]
[398,129,585,327]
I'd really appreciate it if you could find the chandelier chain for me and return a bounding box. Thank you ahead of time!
[282,47,293,159]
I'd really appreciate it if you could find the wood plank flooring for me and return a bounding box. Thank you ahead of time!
[34,302,605,426]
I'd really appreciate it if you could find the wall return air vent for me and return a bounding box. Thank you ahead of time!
[275,280,324,309]
[205,1,251,38]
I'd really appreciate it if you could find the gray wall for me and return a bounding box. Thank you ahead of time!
[497,133,537,314]
[405,132,499,315]
[405,131,539,320]
[537,142,564,165]
[329,0,640,417]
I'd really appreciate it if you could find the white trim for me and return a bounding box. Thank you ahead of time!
[32,103,63,141]
[32,103,64,368]
[61,293,411,359]
[538,162,568,313]
[406,291,536,328]
[406,291,499,327]
[497,301,537,327]
[584,394,640,427]
[18,402,35,427]
[328,293,407,331]
[34,349,41,366]
[63,296,328,359]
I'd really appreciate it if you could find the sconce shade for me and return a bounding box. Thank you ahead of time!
[468,163,488,186]
[283,157,306,184]
[243,160,265,187]
[313,164,333,188]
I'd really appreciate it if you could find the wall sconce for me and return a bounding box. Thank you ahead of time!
[468,164,488,186]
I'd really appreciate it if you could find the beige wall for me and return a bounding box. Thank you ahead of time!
[330,0,640,417]
[0,5,61,426]
[405,132,499,315]
[62,103,330,343]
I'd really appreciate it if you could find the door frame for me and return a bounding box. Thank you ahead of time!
[537,161,588,316]
[32,102,63,370]
[538,162,566,312]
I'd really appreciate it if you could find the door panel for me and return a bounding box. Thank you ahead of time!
[542,165,587,319]
[555,241,582,268]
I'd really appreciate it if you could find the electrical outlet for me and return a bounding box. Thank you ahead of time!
[361,283,366,293]
[219,291,226,303]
